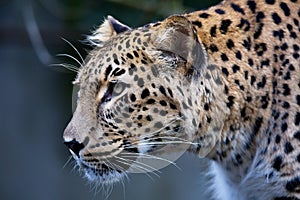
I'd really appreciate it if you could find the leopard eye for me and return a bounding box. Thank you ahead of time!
[112,81,127,95]
[101,81,127,104]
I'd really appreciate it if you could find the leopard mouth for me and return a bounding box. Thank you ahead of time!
[79,161,125,184]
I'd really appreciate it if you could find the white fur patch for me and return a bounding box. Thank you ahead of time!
[209,161,244,200]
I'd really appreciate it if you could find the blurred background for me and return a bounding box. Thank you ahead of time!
[1,0,221,199]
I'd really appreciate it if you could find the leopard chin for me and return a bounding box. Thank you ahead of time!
[79,161,125,184]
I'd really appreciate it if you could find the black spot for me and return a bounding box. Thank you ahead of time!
[297,154,300,163]
[250,75,256,85]
[204,103,209,111]
[287,24,293,31]
[273,29,285,41]
[284,71,291,80]
[209,44,219,52]
[169,103,177,110]
[220,19,232,34]
[215,9,225,14]
[272,156,282,171]
[133,51,139,57]
[114,69,126,77]
[294,131,300,140]
[159,100,167,106]
[224,85,229,94]
[242,37,251,50]
[272,13,282,24]
[275,134,281,143]
[247,0,256,13]
[142,106,148,111]
[232,65,240,73]
[237,18,250,32]
[260,94,269,109]
[256,12,265,22]
[295,112,300,126]
[141,59,148,64]
[192,21,202,28]
[281,112,289,120]
[254,23,264,39]
[221,53,229,61]
[113,54,120,65]
[244,71,249,79]
[241,107,246,118]
[146,98,156,104]
[231,3,245,14]
[280,2,290,16]
[210,25,217,37]
[226,39,235,49]
[286,177,300,192]
[235,51,242,60]
[254,42,267,56]
[167,88,173,98]
[222,67,229,76]
[207,117,211,123]
[265,0,275,4]
[284,142,294,154]
[282,101,290,109]
[226,96,235,108]
[253,117,263,135]
[126,53,133,59]
[130,94,136,102]
[146,115,152,121]
[159,86,167,96]
[199,13,210,18]
[248,58,254,66]
[104,65,113,81]
[261,59,270,67]
[280,43,288,51]
[296,95,300,105]
[294,18,299,26]
[257,76,266,89]
[282,84,291,96]
[293,53,299,59]
[281,122,288,132]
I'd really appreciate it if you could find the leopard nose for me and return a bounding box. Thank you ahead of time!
[64,139,84,157]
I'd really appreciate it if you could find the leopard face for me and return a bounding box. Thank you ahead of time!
[63,16,218,183]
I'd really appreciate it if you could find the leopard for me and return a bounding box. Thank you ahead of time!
[63,0,300,199]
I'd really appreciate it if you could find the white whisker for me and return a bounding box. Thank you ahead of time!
[115,156,161,179]
[50,63,79,72]
[56,53,83,68]
[60,37,85,64]
[132,141,196,146]
[120,152,181,171]
[63,155,73,169]
[114,159,156,181]
[115,155,161,175]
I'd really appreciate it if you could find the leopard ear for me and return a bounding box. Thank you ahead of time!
[88,15,131,46]
[152,15,207,78]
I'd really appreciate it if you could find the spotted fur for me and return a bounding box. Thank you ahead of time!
[64,0,300,199]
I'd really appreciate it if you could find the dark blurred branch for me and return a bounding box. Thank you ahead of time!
[23,3,53,65]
